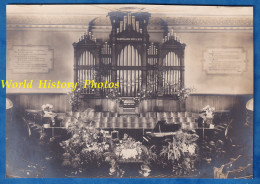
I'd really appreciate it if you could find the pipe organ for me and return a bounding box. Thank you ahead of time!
[73,12,185,99]
[117,45,142,96]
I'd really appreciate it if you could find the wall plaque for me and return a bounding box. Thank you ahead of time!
[203,48,247,74]
[9,45,54,73]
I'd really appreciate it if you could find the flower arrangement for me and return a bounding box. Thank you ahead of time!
[60,110,152,177]
[105,88,121,101]
[152,131,199,176]
[41,104,57,126]
[67,82,86,111]
[200,105,215,119]
[41,104,53,112]
[58,109,200,177]
[59,108,108,172]
[139,164,151,177]
[103,135,151,177]
[177,87,195,101]
[114,137,143,161]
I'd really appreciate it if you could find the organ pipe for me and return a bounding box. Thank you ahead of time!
[123,16,127,30]
[77,50,96,94]
[136,21,139,32]
[116,45,142,96]
[132,16,136,30]
[74,16,185,97]
[162,51,182,95]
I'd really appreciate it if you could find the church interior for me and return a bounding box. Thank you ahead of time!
[5,5,253,178]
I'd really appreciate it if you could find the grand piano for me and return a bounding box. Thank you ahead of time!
[144,120,182,144]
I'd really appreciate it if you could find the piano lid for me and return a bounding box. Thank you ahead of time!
[153,120,181,133]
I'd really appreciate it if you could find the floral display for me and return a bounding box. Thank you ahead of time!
[59,109,106,169]
[41,104,57,126]
[41,104,53,112]
[148,131,199,176]
[67,82,86,111]
[114,137,143,161]
[177,87,195,101]
[58,108,200,177]
[201,105,215,119]
[105,88,121,101]
[198,105,216,128]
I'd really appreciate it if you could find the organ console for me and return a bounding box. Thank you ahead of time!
[73,11,185,100]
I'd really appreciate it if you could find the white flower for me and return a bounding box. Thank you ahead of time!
[42,104,53,111]
[188,144,196,155]
[182,144,188,152]
[121,149,138,159]
[143,172,150,177]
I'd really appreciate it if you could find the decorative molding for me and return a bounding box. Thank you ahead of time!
[7,25,252,33]
[165,16,253,27]
[7,15,253,32]
[7,15,96,25]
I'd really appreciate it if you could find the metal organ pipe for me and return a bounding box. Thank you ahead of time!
[123,16,127,30]
[120,21,123,32]
[132,16,136,30]
[163,51,181,95]
[128,13,131,25]
[77,51,95,94]
[117,45,142,96]
[116,14,140,33]
[136,21,139,32]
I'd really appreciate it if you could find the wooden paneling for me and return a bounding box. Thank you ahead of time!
[7,94,252,114]
[186,95,252,113]
[7,94,71,113]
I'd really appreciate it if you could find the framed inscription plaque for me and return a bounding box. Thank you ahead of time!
[203,48,247,74]
[8,45,54,73]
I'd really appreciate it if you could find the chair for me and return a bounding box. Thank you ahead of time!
[157,112,163,120]
[102,117,108,128]
[185,112,192,117]
[107,117,113,128]
[171,112,178,118]
[110,112,118,117]
[115,117,121,128]
[178,112,185,117]
[102,112,110,117]
[140,113,145,118]
[117,117,124,128]
[94,112,102,118]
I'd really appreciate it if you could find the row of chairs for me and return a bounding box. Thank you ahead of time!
[94,116,197,123]
[94,111,199,118]
[94,118,198,129]
[93,116,198,129]
[140,112,198,118]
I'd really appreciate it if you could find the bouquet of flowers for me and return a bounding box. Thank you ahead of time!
[114,137,143,161]
[41,104,57,126]
[200,105,215,119]
[41,104,53,112]
[177,87,194,101]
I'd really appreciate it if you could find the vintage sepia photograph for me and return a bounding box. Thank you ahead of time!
[5,5,253,178]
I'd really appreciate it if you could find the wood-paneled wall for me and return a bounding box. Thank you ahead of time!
[7,93,252,113]
[7,94,70,113]
[186,94,252,113]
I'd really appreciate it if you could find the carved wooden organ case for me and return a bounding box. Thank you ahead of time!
[73,12,185,98]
